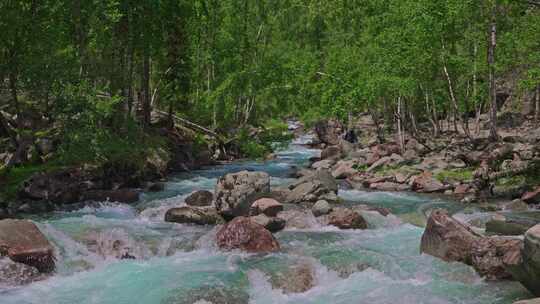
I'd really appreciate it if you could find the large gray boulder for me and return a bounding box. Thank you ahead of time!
[215,171,270,220]
[165,206,224,225]
[0,219,55,273]
[286,170,338,204]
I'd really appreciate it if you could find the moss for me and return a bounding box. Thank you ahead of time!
[435,168,475,183]
[495,175,527,187]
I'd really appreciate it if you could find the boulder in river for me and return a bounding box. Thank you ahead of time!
[215,171,270,220]
[185,190,214,206]
[216,217,280,253]
[286,170,338,204]
[250,214,286,233]
[420,209,482,264]
[165,206,224,225]
[507,224,540,296]
[312,200,332,217]
[0,219,55,273]
[325,208,367,229]
[421,209,521,280]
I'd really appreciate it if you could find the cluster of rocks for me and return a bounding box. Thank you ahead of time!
[163,168,376,254]
[308,117,540,208]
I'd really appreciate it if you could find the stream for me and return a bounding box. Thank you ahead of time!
[0,134,531,304]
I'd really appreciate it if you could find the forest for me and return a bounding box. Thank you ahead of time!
[1,1,540,303]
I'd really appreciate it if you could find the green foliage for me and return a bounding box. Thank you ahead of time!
[0,163,63,200]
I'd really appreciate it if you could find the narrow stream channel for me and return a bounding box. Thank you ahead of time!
[0,135,530,304]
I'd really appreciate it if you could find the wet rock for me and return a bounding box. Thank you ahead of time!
[312,200,332,217]
[507,224,540,296]
[250,214,286,233]
[271,263,315,294]
[278,210,319,229]
[250,198,283,217]
[0,258,43,286]
[0,219,55,273]
[486,214,531,236]
[471,236,522,280]
[421,209,521,280]
[82,189,140,204]
[216,217,280,253]
[523,187,540,204]
[314,119,344,145]
[185,190,214,207]
[286,170,338,204]
[165,206,224,225]
[420,209,481,264]
[326,208,367,229]
[215,171,270,220]
[320,145,342,160]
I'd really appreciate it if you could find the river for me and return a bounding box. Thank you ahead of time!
[0,134,531,304]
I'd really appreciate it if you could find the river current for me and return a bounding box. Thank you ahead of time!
[0,135,531,304]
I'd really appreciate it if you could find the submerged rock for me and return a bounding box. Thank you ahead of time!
[0,258,43,286]
[185,190,214,207]
[312,200,332,217]
[216,217,280,253]
[420,209,482,264]
[271,262,315,294]
[215,171,270,220]
[165,206,224,225]
[0,219,55,273]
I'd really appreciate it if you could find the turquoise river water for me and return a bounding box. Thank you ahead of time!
[0,135,532,304]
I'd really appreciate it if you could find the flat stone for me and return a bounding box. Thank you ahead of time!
[0,219,55,273]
